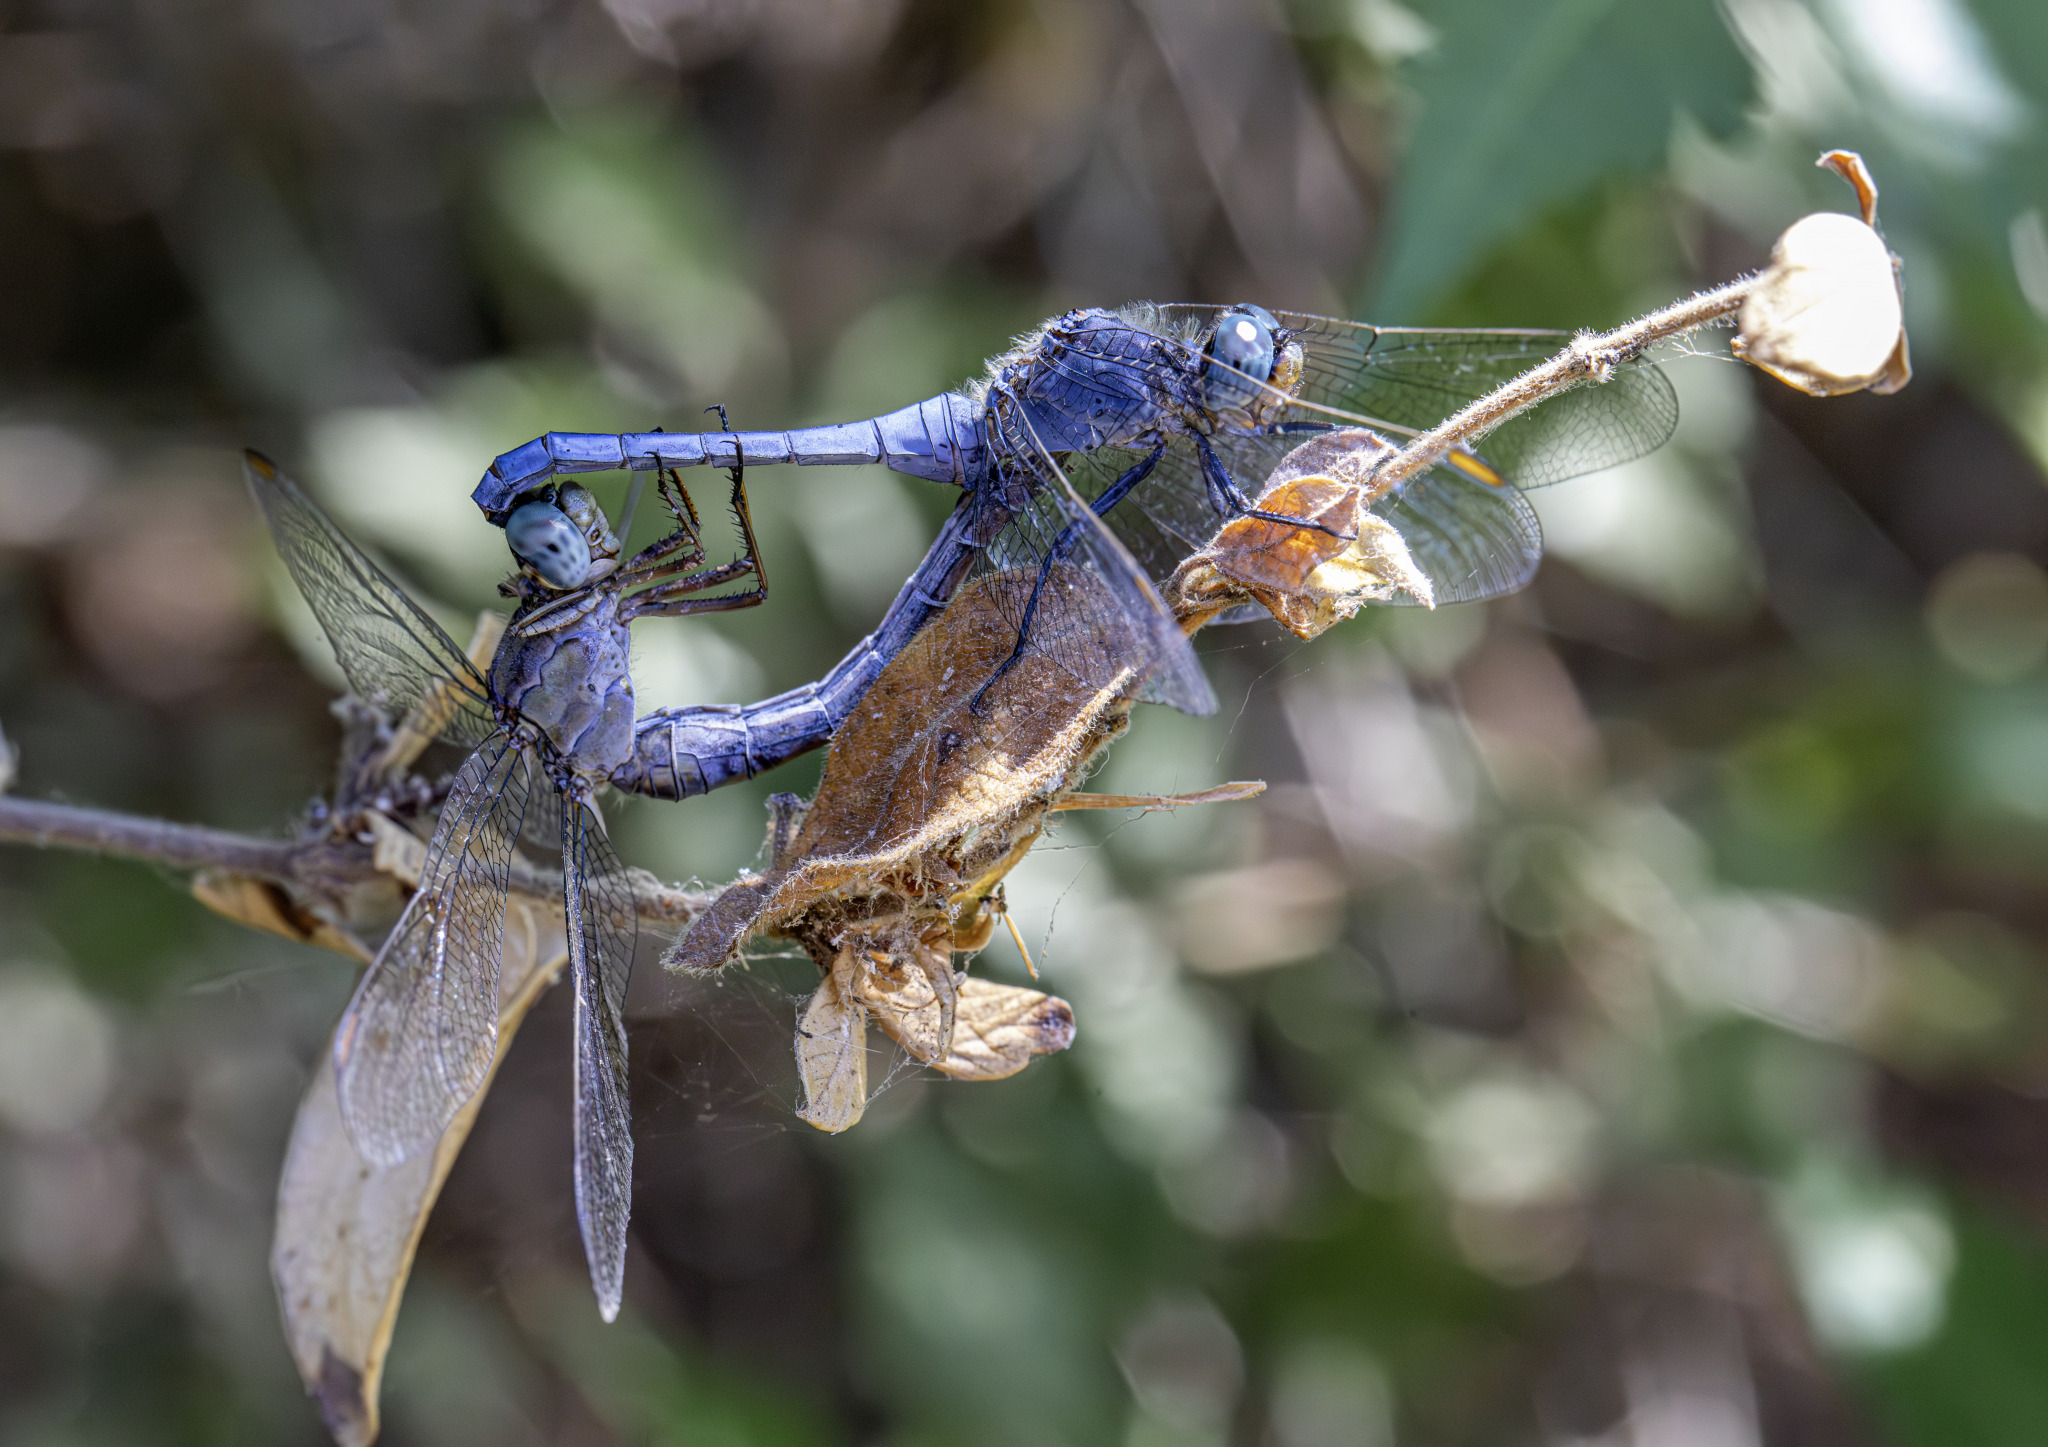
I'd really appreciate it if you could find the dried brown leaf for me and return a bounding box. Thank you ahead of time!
[852,926,959,1064]
[661,568,1250,1132]
[192,871,370,962]
[663,567,1141,975]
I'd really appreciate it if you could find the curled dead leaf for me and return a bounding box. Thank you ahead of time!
[192,871,371,962]
[662,567,1143,977]
[851,926,960,1064]
[1734,150,1910,397]
[661,567,1259,1132]
[935,978,1076,1082]
[1172,429,1433,638]
[794,950,1077,1131]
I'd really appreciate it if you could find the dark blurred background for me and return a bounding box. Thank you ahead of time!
[5,0,2048,1442]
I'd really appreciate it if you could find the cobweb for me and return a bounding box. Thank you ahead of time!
[627,927,935,1153]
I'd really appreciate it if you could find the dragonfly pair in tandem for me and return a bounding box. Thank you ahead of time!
[264,302,1680,1322]
[248,450,767,1322]
[474,303,1680,757]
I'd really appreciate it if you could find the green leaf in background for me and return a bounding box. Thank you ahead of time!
[1851,1199,2048,1447]
[1962,0,2048,219]
[1369,0,1752,321]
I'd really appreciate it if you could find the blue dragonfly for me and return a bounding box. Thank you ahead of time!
[475,304,1678,804]
[248,449,769,1320]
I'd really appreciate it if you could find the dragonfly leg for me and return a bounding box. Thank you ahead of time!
[620,461,768,621]
[967,520,1094,717]
[1089,441,1166,519]
[1193,433,1353,542]
[616,469,708,584]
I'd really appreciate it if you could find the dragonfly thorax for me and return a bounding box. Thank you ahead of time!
[489,587,636,784]
[1003,308,1193,454]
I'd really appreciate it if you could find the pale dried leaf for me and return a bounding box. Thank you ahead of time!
[853,930,959,1064]
[364,811,427,887]
[933,977,1077,1081]
[192,871,371,962]
[795,953,869,1133]
[272,888,566,1446]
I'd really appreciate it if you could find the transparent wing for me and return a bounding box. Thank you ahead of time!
[982,396,1215,716]
[1145,306,1680,490]
[1063,433,1540,609]
[1371,463,1543,606]
[565,797,637,1323]
[1061,441,1248,583]
[245,450,496,745]
[332,732,533,1164]
[520,783,565,852]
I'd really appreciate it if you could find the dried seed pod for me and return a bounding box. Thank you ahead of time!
[1172,428,1433,638]
[1734,150,1911,397]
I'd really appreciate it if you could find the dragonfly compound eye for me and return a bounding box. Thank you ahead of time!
[1202,305,1280,410]
[506,498,592,589]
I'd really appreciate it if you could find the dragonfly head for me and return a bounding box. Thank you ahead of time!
[1202,305,1282,411]
[506,484,620,591]
[507,493,591,590]
[555,483,622,579]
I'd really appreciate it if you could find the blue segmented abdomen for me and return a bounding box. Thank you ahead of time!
[609,499,985,800]
[474,392,988,516]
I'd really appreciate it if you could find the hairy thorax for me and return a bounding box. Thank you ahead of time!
[1006,308,1185,452]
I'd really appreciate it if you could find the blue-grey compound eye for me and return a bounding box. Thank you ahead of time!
[1202,305,1280,410]
[506,499,591,589]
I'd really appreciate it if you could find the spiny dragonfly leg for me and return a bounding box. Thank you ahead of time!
[615,411,741,588]
[966,446,1161,716]
[616,468,709,586]
[1193,433,1352,542]
[619,451,768,621]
